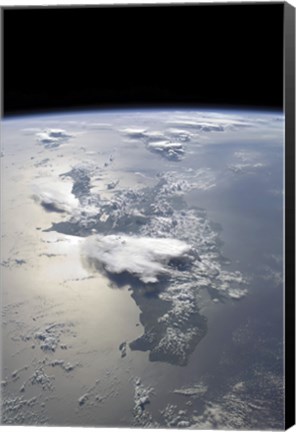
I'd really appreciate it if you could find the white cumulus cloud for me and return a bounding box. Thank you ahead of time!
[36,129,72,148]
[147,140,185,160]
[32,186,79,214]
[120,128,147,138]
[82,234,192,283]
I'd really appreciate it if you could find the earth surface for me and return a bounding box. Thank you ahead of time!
[1,109,284,428]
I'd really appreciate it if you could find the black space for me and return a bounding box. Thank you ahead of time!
[3,3,284,116]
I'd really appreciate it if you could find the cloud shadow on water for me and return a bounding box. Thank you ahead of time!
[40,202,66,213]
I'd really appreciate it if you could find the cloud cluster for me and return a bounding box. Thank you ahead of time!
[147,140,185,160]
[120,127,187,160]
[167,128,192,142]
[118,112,265,163]
[36,129,72,148]
[229,150,265,174]
[82,234,192,283]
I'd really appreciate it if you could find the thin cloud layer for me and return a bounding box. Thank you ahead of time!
[166,113,255,132]
[82,234,192,283]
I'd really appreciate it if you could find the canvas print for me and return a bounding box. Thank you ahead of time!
[1,2,294,430]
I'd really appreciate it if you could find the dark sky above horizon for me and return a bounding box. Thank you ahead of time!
[3,3,284,116]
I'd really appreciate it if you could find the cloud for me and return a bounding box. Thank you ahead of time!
[167,128,193,142]
[84,122,111,130]
[120,128,147,139]
[82,234,192,283]
[118,112,266,162]
[173,383,208,397]
[119,125,189,160]
[147,140,185,160]
[228,150,265,174]
[156,169,216,196]
[166,113,257,133]
[22,127,42,135]
[142,130,167,140]
[32,187,79,214]
[36,129,72,148]
[228,163,264,174]
[167,119,226,131]
[133,377,153,417]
